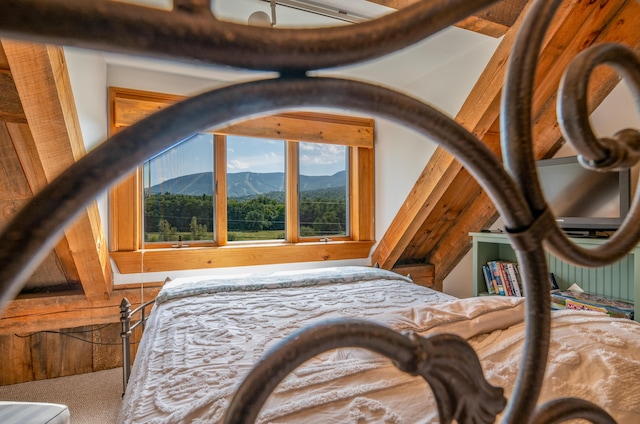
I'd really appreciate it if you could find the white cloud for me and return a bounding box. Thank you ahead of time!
[227,159,251,171]
[299,143,346,172]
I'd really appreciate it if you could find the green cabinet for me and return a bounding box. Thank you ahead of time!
[470,232,639,321]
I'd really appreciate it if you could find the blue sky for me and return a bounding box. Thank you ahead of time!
[144,133,347,187]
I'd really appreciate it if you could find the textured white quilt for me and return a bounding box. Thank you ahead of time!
[119,266,640,423]
[473,309,640,423]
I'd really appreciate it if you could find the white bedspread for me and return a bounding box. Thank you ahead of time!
[119,266,640,423]
[473,309,640,423]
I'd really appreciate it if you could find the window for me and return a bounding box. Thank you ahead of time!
[298,142,349,239]
[109,87,375,273]
[226,136,285,242]
[143,133,215,244]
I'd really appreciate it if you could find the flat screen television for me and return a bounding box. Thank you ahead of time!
[536,155,631,236]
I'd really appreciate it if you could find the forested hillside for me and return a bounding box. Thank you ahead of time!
[144,172,347,241]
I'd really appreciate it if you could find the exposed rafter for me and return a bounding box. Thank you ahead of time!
[1,40,113,301]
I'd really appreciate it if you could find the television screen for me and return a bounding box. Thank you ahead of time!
[536,156,631,233]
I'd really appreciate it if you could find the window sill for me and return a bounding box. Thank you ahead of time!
[110,240,375,274]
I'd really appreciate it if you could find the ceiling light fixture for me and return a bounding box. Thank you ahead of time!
[248,0,372,26]
[248,0,277,27]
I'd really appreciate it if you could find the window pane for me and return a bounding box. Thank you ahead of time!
[143,134,214,244]
[227,136,285,241]
[299,143,348,238]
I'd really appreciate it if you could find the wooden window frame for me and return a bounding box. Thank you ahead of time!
[108,87,375,273]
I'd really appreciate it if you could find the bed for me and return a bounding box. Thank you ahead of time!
[120,267,457,423]
[119,266,640,423]
[0,0,639,423]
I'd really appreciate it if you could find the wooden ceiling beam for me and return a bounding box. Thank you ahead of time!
[531,0,640,157]
[4,123,83,288]
[366,0,528,37]
[1,43,27,124]
[1,40,113,301]
[0,43,8,69]
[0,71,26,124]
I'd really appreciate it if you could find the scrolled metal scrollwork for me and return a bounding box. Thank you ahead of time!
[500,0,639,421]
[502,0,640,269]
[0,0,638,423]
[544,40,640,272]
[0,0,500,73]
[558,43,640,172]
[402,332,507,424]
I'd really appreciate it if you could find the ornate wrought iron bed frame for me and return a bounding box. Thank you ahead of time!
[0,0,638,422]
[119,298,156,397]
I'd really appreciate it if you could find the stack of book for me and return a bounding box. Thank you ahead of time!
[550,291,634,319]
[481,260,559,297]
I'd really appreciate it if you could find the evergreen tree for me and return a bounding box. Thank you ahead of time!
[189,216,208,240]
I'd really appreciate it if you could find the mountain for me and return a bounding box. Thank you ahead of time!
[145,172,214,197]
[146,171,347,198]
[227,172,285,198]
[299,172,346,192]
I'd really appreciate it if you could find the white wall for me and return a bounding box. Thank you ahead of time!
[443,80,640,298]
[372,31,500,248]
[63,47,109,233]
[108,64,227,96]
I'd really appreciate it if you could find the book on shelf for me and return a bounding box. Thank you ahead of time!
[550,290,634,319]
[513,263,526,295]
[481,265,496,294]
[504,263,522,297]
[485,260,514,296]
[497,262,513,296]
[487,261,506,296]
[482,261,557,298]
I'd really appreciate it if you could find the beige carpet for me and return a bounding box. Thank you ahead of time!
[0,368,122,423]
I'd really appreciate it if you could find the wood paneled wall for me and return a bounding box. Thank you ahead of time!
[0,322,144,386]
